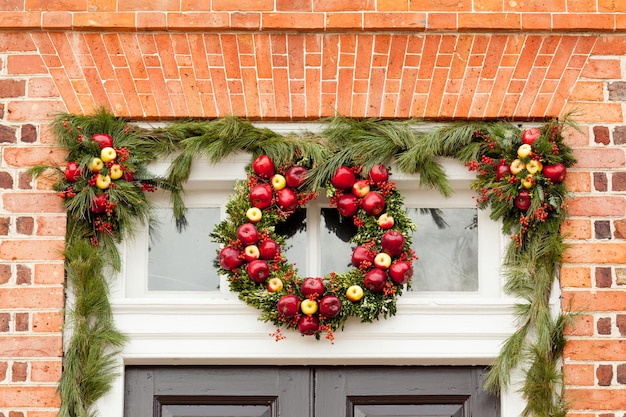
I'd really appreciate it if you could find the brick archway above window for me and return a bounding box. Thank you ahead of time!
[23,33,600,120]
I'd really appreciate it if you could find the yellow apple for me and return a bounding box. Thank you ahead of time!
[374,252,392,269]
[95,174,112,190]
[100,147,117,163]
[246,207,262,222]
[109,164,124,180]
[266,277,283,292]
[88,157,104,172]
[526,159,543,174]
[517,144,532,158]
[521,174,534,189]
[271,174,287,190]
[346,285,364,302]
[509,159,526,175]
[300,299,318,315]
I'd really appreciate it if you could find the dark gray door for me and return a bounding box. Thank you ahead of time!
[125,366,499,417]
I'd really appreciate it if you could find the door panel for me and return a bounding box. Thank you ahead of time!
[125,366,498,417]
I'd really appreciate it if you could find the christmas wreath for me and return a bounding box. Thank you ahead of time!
[33,111,577,417]
[211,155,416,341]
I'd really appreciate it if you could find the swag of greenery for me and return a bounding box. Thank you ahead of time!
[34,109,576,417]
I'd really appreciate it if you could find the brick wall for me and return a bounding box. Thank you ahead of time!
[1,1,625,416]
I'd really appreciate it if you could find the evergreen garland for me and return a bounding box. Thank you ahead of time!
[34,110,575,417]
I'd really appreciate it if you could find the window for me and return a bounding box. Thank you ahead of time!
[106,124,533,417]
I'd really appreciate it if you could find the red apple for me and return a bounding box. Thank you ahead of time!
[330,166,356,189]
[252,155,275,179]
[521,127,541,145]
[285,165,308,188]
[64,161,82,182]
[381,230,405,257]
[377,213,394,229]
[259,239,280,260]
[276,188,298,212]
[90,193,108,214]
[301,277,325,299]
[514,190,531,211]
[352,179,370,198]
[352,245,374,268]
[277,294,301,317]
[361,192,385,216]
[91,133,113,149]
[496,159,511,181]
[297,315,319,336]
[250,184,273,209]
[368,164,389,183]
[389,261,413,285]
[363,268,388,292]
[237,223,260,245]
[122,170,134,182]
[219,246,244,270]
[336,193,360,217]
[267,277,284,292]
[319,295,342,318]
[247,259,270,283]
[543,163,566,183]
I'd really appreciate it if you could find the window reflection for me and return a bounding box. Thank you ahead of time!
[407,208,479,292]
[148,208,221,291]
[279,207,307,275]
[320,208,357,276]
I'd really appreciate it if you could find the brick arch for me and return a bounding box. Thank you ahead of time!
[28,32,597,120]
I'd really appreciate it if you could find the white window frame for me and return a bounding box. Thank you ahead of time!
[88,123,556,416]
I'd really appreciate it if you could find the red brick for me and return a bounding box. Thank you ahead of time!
[0,287,63,309]
[0,80,26,97]
[575,148,626,169]
[0,240,65,261]
[32,311,63,333]
[562,290,626,312]
[564,315,593,336]
[7,55,47,75]
[564,363,595,386]
[568,196,625,216]
[3,147,65,168]
[562,219,592,240]
[561,266,592,288]
[563,243,626,264]
[566,388,626,410]
[0,336,62,358]
[564,171,591,192]
[581,58,622,79]
[3,193,64,214]
[6,100,66,122]
[313,0,374,11]
[30,360,62,383]
[0,386,60,407]
[73,12,135,29]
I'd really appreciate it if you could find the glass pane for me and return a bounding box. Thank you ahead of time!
[276,208,307,275]
[407,208,479,292]
[148,208,221,291]
[320,208,357,276]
